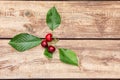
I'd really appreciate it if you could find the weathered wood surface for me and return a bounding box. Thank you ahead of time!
[0,1,120,78]
[0,1,120,38]
[0,40,120,78]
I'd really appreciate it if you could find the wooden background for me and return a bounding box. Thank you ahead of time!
[0,1,120,78]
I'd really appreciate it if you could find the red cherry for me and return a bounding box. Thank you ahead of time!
[48,45,55,53]
[41,40,48,48]
[45,33,52,42]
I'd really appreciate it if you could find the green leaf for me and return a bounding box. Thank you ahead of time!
[46,6,61,31]
[9,33,42,52]
[59,48,78,66]
[44,48,53,58]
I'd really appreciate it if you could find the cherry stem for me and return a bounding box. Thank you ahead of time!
[48,38,59,45]
[47,31,59,48]
[54,38,59,43]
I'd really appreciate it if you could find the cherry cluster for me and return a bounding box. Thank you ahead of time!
[41,33,56,53]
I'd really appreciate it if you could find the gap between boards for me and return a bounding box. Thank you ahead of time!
[0,38,120,40]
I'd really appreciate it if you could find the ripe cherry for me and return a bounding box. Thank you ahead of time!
[41,40,48,48]
[45,33,52,42]
[48,45,56,53]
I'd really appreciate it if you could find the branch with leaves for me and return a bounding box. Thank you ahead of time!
[9,7,79,66]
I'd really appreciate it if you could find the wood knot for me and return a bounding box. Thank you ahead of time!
[24,10,34,17]
[9,66,19,72]
[23,23,35,33]
[94,14,110,36]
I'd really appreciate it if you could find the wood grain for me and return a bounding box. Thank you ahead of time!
[0,1,120,78]
[0,1,120,38]
[0,40,120,78]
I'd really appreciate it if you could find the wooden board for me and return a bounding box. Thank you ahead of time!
[0,1,120,78]
[0,40,120,78]
[0,1,120,38]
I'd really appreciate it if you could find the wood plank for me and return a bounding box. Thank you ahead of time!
[0,40,120,78]
[0,1,120,38]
